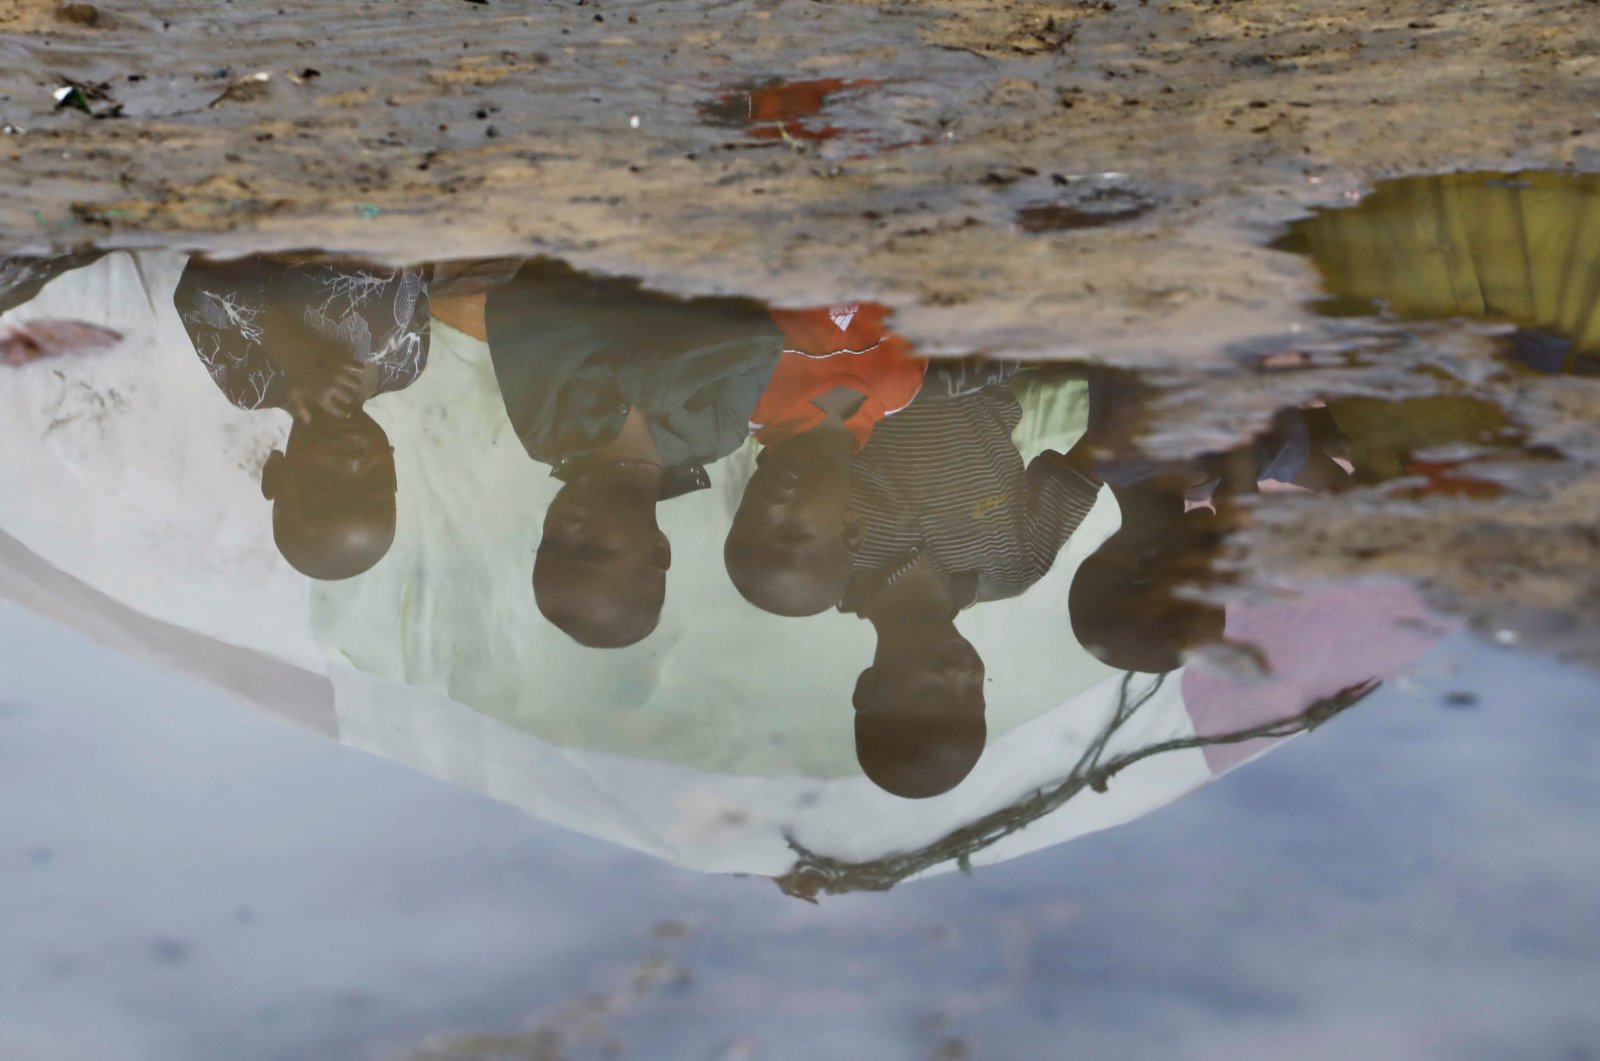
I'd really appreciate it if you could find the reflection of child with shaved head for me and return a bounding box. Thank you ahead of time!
[725,303,926,617]
[851,550,988,799]
[175,256,430,580]
[258,408,399,580]
[482,260,782,648]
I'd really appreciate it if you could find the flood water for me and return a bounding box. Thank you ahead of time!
[3,170,1600,1060]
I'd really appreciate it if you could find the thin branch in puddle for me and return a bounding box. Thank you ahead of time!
[775,673,1380,900]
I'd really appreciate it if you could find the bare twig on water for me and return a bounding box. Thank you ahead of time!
[775,673,1380,900]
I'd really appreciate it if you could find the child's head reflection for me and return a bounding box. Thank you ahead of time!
[261,408,397,581]
[724,432,862,617]
[533,463,671,649]
[851,553,987,800]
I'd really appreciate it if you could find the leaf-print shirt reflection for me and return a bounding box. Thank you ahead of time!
[174,256,430,411]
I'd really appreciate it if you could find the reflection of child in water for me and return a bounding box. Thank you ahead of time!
[725,303,926,617]
[1068,402,1358,673]
[1069,440,1444,778]
[1068,472,1229,674]
[480,260,783,648]
[844,376,1101,799]
[174,256,430,580]
[851,549,988,800]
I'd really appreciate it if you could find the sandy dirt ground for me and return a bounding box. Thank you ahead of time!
[1,0,1596,359]
[2,0,1599,659]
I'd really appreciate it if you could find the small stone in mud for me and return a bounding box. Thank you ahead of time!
[57,2,103,26]
[1256,350,1314,371]
[1015,199,1152,233]
[983,166,1037,186]
[209,72,276,107]
[52,79,122,118]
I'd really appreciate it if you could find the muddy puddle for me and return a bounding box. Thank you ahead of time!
[2,166,1600,1059]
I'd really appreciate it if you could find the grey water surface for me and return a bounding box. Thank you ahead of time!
[5,599,1598,1061]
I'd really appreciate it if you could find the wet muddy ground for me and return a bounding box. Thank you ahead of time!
[0,0,1596,361]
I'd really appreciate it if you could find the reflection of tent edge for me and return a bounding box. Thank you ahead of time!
[0,525,337,738]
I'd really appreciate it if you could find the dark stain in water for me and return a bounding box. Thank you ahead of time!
[1275,170,1600,376]
[1306,395,1523,501]
[1014,190,1155,233]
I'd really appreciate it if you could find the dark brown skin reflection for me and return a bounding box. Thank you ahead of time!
[482,259,783,649]
[728,341,1101,799]
[174,254,429,580]
[1068,473,1229,675]
[531,422,672,649]
[260,409,398,581]
[726,304,919,618]
[852,551,987,800]
[725,392,864,618]
[838,368,1099,798]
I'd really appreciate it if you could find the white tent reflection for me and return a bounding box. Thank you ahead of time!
[0,251,1444,893]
